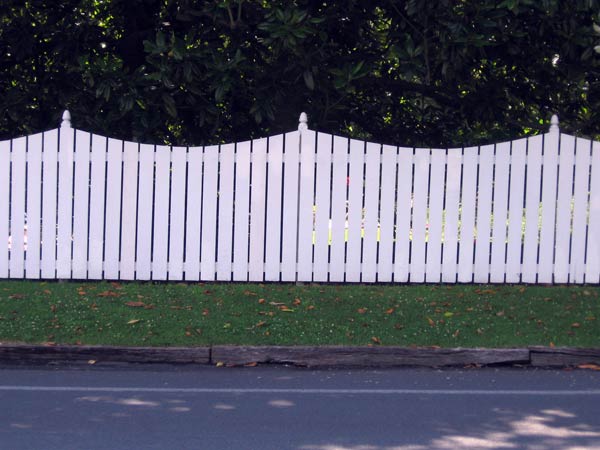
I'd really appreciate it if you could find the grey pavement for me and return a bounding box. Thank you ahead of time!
[0,365,599,450]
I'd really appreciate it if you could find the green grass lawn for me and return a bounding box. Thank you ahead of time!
[0,280,598,348]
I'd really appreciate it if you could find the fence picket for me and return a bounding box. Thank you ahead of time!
[168,146,187,280]
[411,148,429,283]
[362,142,380,282]
[346,139,364,282]
[458,147,478,282]
[554,135,575,283]
[104,138,123,279]
[88,134,107,279]
[586,141,600,283]
[442,148,461,282]
[505,138,527,283]
[72,131,91,279]
[394,148,413,282]
[9,137,26,278]
[474,145,494,283]
[0,139,8,278]
[264,135,284,281]
[313,133,332,282]
[539,132,559,282]
[571,137,591,283]
[297,129,316,281]
[119,141,138,280]
[490,141,510,283]
[41,130,58,279]
[184,146,202,280]
[233,141,251,281]
[522,135,543,283]
[249,138,267,281]
[378,145,396,282]
[426,149,445,282]
[25,133,43,279]
[200,145,218,281]
[281,131,300,281]
[152,146,170,280]
[329,136,348,282]
[56,127,74,278]
[217,143,235,281]
[135,144,154,280]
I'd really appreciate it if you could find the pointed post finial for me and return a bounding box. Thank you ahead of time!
[549,114,559,133]
[61,110,72,128]
[298,112,308,131]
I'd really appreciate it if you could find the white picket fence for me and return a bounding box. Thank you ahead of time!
[1,111,599,283]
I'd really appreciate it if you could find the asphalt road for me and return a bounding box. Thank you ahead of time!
[0,364,599,450]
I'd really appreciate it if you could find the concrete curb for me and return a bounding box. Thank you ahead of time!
[1,344,599,368]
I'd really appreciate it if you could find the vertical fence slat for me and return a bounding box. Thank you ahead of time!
[264,135,283,281]
[394,147,413,282]
[571,137,591,283]
[346,139,364,282]
[458,147,478,282]
[0,139,9,278]
[88,134,107,279]
[184,146,202,281]
[168,146,187,281]
[10,137,26,278]
[522,135,543,283]
[233,140,251,281]
[281,131,300,281]
[378,145,396,282]
[362,142,380,282]
[103,138,123,279]
[585,140,600,283]
[297,129,316,281]
[249,138,267,281]
[152,145,170,280]
[217,144,235,281]
[56,127,74,278]
[72,131,91,279]
[538,132,559,282]
[313,133,332,282]
[25,133,42,279]
[474,145,493,283]
[442,148,461,282]
[411,148,429,283]
[119,141,138,280]
[329,136,348,282]
[41,130,58,279]
[426,149,445,282]
[136,144,154,280]
[554,135,575,283]
[200,145,218,281]
[490,141,510,283]
[505,138,527,283]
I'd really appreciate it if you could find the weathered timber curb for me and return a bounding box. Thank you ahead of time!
[1,344,599,368]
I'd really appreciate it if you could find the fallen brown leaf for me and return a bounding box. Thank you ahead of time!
[125,301,145,308]
[578,363,600,371]
[385,308,395,315]
[127,319,141,325]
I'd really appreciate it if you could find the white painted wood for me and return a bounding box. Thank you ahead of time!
[505,138,527,283]
[118,141,138,280]
[490,141,510,283]
[297,129,316,281]
[329,136,348,282]
[280,131,300,281]
[56,127,74,278]
[103,138,123,279]
[184,146,202,280]
[0,139,9,278]
[522,135,543,283]
[473,145,494,283]
[264,135,284,281]
[554,134,575,283]
[88,134,107,279]
[585,140,600,283]
[425,149,445,282]
[25,133,43,279]
[200,145,218,280]
[571,137,591,283]
[72,131,91,279]
[362,142,380,282]
[41,130,58,278]
[248,138,267,281]
[136,144,154,280]
[9,137,26,278]
[538,132,559,282]
[168,146,187,280]
[217,143,235,281]
[410,148,429,283]
[394,147,413,282]
[378,145,396,282]
[458,147,478,282]
[152,145,170,280]
[313,133,332,282]
[346,139,364,282]
[233,140,251,281]
[442,148,461,282]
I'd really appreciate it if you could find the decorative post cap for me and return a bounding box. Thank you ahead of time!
[61,110,72,128]
[298,112,308,131]
[549,114,559,133]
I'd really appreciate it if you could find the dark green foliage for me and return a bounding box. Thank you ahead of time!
[1,0,599,146]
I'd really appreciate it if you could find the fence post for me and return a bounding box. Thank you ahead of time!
[57,110,75,279]
[296,112,308,284]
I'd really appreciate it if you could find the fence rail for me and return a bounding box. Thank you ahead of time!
[1,112,599,283]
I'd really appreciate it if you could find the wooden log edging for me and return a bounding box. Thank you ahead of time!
[0,344,598,368]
